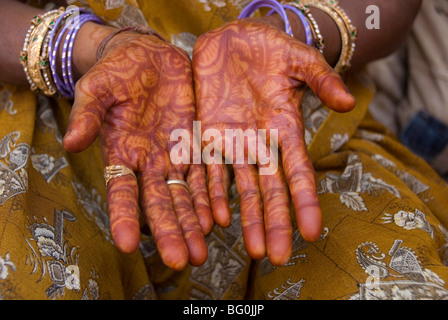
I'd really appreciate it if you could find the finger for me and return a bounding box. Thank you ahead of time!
[233,163,265,260]
[63,67,114,153]
[280,130,322,243]
[206,162,231,228]
[186,164,214,235]
[259,164,292,266]
[140,171,189,271]
[106,163,140,254]
[168,170,208,267]
[288,41,356,113]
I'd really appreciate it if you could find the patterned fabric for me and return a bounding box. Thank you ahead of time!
[1,0,448,300]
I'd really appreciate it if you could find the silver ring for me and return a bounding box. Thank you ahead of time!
[166,179,189,189]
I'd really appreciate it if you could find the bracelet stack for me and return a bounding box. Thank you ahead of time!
[296,0,357,73]
[239,0,357,73]
[20,7,104,98]
[280,3,314,46]
[284,1,324,53]
[238,0,294,37]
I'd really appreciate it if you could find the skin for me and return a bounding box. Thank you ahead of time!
[1,0,213,271]
[63,32,213,270]
[193,20,355,265]
[191,0,422,266]
[0,0,422,268]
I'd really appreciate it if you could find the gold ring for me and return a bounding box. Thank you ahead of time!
[166,179,189,190]
[104,165,137,187]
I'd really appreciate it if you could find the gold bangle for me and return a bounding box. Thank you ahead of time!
[20,8,64,96]
[325,0,357,70]
[39,20,58,96]
[298,0,357,73]
[283,1,325,53]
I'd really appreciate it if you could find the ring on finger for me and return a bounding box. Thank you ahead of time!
[104,165,137,187]
[166,179,189,190]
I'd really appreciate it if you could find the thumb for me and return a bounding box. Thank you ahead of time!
[63,67,114,153]
[288,40,356,113]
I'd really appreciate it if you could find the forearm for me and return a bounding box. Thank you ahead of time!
[260,0,422,70]
[0,0,44,85]
[0,0,113,86]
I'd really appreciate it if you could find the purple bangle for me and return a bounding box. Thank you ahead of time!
[238,0,293,37]
[61,20,75,97]
[49,11,73,97]
[65,14,104,97]
[50,8,87,97]
[48,8,104,98]
[280,5,313,45]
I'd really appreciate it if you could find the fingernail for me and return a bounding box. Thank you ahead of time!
[64,129,72,140]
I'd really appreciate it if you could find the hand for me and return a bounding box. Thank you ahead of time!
[63,30,213,270]
[192,19,355,266]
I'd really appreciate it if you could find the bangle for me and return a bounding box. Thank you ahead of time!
[238,0,294,37]
[40,22,58,96]
[298,0,357,73]
[281,4,313,46]
[20,7,105,98]
[20,8,65,96]
[329,0,357,70]
[283,1,324,53]
[49,9,79,97]
[49,8,104,99]
[62,11,104,98]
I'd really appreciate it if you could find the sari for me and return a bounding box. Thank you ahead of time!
[0,0,447,300]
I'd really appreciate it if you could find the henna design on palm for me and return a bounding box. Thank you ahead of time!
[63,33,212,270]
[193,19,355,265]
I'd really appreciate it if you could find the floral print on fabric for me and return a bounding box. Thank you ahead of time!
[352,240,448,300]
[1,0,448,301]
[0,131,29,206]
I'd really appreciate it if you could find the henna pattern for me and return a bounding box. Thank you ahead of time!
[193,19,355,266]
[63,32,211,270]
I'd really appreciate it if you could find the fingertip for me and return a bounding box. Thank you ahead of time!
[318,75,356,113]
[198,206,214,235]
[334,88,356,113]
[62,129,78,153]
[111,219,141,254]
[296,205,322,243]
[161,242,189,271]
[210,197,231,228]
[301,231,321,243]
[186,232,209,267]
[247,241,267,261]
[242,224,266,260]
[267,236,292,267]
[269,254,291,267]
[62,127,98,153]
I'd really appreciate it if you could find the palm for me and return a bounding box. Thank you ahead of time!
[64,34,211,270]
[193,20,355,265]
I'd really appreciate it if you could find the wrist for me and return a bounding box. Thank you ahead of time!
[306,7,341,68]
[250,7,342,68]
[252,12,306,43]
[71,22,115,81]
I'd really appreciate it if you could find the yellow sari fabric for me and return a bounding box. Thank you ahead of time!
[0,0,448,300]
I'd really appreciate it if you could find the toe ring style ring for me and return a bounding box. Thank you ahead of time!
[166,179,189,190]
[104,165,137,187]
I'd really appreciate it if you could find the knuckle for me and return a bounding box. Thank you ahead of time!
[288,169,314,186]
[262,187,288,203]
[240,188,260,202]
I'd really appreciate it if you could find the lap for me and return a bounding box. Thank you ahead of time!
[1,83,448,300]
